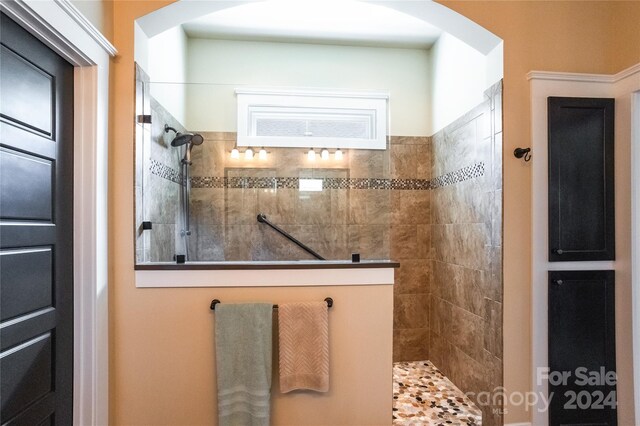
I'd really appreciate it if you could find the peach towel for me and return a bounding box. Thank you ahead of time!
[278,301,329,393]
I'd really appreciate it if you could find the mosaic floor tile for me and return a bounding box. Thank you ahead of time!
[393,360,482,426]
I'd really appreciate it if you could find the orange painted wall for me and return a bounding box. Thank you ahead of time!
[108,1,640,425]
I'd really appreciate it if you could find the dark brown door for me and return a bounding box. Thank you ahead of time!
[0,12,74,425]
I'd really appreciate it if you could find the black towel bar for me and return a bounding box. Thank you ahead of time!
[210,297,333,311]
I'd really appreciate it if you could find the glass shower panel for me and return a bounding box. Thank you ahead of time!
[135,81,391,263]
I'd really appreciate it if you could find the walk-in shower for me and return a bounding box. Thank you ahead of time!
[165,124,204,261]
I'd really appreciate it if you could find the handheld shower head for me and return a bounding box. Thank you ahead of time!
[190,133,204,145]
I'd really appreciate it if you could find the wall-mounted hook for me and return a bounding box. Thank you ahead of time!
[514,147,532,162]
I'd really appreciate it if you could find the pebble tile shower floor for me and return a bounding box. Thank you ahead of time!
[393,361,482,425]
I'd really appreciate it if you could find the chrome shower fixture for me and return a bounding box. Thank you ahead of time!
[163,124,204,262]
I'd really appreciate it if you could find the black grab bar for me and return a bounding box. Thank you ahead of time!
[256,213,325,260]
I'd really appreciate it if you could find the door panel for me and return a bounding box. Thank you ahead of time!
[0,148,54,221]
[0,308,56,352]
[0,248,53,321]
[0,121,56,159]
[0,12,74,425]
[548,97,615,261]
[548,270,616,426]
[0,45,54,136]
[1,334,53,421]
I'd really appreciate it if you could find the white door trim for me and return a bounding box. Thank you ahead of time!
[0,1,115,425]
[529,65,640,426]
[529,75,612,426]
[632,89,640,421]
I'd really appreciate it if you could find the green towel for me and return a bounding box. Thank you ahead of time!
[215,303,273,426]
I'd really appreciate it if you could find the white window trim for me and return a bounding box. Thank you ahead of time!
[0,1,115,425]
[236,88,389,150]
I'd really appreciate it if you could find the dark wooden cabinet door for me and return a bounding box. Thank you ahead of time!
[0,12,74,425]
[548,270,616,426]
[548,97,615,262]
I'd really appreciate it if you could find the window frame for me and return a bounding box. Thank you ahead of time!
[236,88,389,150]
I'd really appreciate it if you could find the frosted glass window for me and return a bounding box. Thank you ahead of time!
[236,89,388,150]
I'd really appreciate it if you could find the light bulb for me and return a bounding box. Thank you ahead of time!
[321,148,329,160]
[334,149,343,160]
[245,148,254,160]
[231,148,239,159]
[259,148,267,160]
[307,148,316,161]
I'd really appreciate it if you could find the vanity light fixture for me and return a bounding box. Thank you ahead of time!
[334,148,343,160]
[321,148,330,160]
[231,148,240,159]
[259,148,268,160]
[307,148,316,161]
[245,148,254,160]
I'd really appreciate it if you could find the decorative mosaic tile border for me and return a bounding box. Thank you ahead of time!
[149,159,183,184]
[430,162,484,189]
[150,161,484,190]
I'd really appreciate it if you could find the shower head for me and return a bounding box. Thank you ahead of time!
[171,133,192,147]
[190,133,204,145]
[164,124,204,147]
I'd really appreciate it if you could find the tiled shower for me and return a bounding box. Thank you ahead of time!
[135,62,503,424]
[187,132,392,261]
[390,82,502,425]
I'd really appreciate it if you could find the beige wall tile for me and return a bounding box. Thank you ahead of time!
[432,261,485,317]
[416,143,431,180]
[451,305,485,363]
[416,225,431,259]
[484,298,503,359]
[393,328,429,362]
[390,144,417,179]
[391,190,430,225]
[394,293,430,329]
[429,296,452,337]
[347,224,389,260]
[390,225,418,259]
[349,149,387,178]
[394,260,431,295]
[428,331,451,376]
[431,223,490,270]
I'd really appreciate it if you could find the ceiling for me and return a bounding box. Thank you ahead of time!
[180,0,443,49]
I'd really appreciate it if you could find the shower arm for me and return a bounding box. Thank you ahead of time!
[256,213,325,260]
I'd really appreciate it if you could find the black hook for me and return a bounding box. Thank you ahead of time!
[514,147,532,162]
